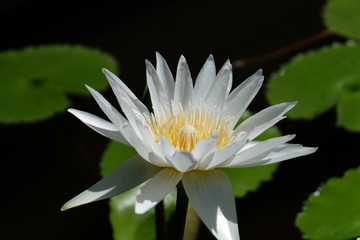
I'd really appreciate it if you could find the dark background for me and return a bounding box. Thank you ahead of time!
[1,0,358,239]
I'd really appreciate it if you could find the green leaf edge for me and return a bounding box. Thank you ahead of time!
[296,167,360,240]
[266,41,360,129]
[323,0,360,39]
[0,44,118,124]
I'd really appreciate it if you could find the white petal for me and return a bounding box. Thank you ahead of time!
[192,134,218,162]
[85,88,140,154]
[113,86,148,139]
[159,136,176,157]
[146,60,172,116]
[137,123,156,146]
[102,68,150,116]
[204,138,249,170]
[135,168,182,214]
[100,69,172,166]
[193,55,216,105]
[173,56,193,111]
[124,127,156,164]
[226,69,233,95]
[165,151,197,173]
[86,85,127,129]
[146,136,177,167]
[156,52,175,99]
[203,60,232,110]
[225,135,295,167]
[135,125,168,167]
[82,100,151,164]
[191,134,218,170]
[182,169,240,240]
[262,145,317,165]
[233,144,318,168]
[80,90,141,151]
[148,152,169,167]
[140,135,176,168]
[225,70,263,127]
[68,108,130,146]
[234,102,297,140]
[61,155,161,211]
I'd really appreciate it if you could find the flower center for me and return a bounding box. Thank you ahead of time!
[146,107,233,152]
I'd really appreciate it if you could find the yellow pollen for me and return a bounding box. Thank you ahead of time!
[146,108,233,152]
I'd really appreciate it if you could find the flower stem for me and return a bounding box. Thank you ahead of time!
[155,200,167,240]
[173,182,189,240]
[232,29,334,68]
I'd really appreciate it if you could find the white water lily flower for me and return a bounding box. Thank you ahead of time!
[62,53,316,240]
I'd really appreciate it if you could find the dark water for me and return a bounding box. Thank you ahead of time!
[1,0,358,239]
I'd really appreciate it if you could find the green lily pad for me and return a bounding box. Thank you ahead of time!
[337,91,360,131]
[109,189,176,240]
[108,189,156,240]
[296,167,360,240]
[0,45,118,124]
[100,142,137,177]
[101,142,176,240]
[324,0,360,39]
[225,123,281,198]
[266,42,360,131]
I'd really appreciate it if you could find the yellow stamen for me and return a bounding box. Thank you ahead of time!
[146,107,233,152]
